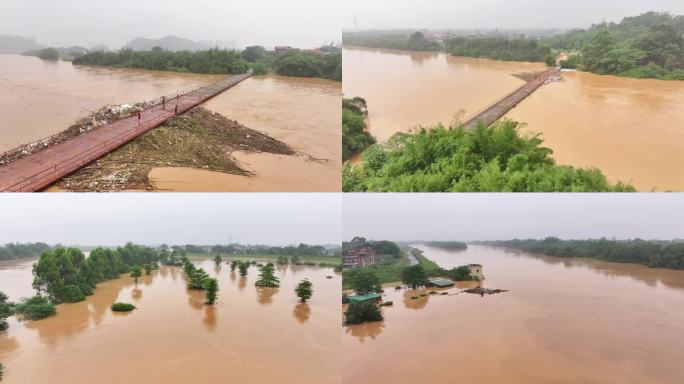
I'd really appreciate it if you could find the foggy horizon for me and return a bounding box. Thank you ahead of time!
[344,194,684,242]
[0,194,341,246]
[0,0,341,49]
[343,0,684,31]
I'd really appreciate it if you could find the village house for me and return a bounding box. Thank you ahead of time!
[468,264,484,280]
[342,247,380,268]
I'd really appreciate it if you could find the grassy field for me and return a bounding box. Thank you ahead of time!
[186,253,341,265]
[342,248,442,289]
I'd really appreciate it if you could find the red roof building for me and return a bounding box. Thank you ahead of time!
[342,247,380,268]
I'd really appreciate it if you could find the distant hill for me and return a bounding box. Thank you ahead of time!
[125,35,211,52]
[0,34,43,53]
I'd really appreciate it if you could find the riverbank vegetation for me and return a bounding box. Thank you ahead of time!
[446,36,553,63]
[0,243,51,261]
[0,292,12,331]
[550,12,684,80]
[32,243,159,304]
[13,296,56,320]
[343,120,635,192]
[343,31,442,51]
[424,241,468,251]
[343,97,375,161]
[71,44,342,80]
[484,238,684,269]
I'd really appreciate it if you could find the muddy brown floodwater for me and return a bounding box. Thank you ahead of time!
[342,47,545,142]
[0,54,222,151]
[149,75,342,191]
[343,47,684,191]
[506,71,684,191]
[343,244,684,384]
[0,258,341,383]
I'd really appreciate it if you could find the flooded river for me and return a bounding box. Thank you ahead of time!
[0,54,222,151]
[150,75,342,191]
[343,47,684,191]
[0,258,341,383]
[343,244,684,384]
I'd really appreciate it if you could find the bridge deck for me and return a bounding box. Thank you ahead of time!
[0,71,252,192]
[462,68,560,130]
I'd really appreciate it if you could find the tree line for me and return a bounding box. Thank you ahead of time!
[446,36,553,63]
[424,241,468,250]
[178,243,330,257]
[0,242,51,261]
[70,45,341,81]
[483,237,684,269]
[551,12,684,80]
[343,120,635,192]
[342,97,375,161]
[343,31,442,51]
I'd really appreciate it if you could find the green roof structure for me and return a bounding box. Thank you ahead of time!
[347,293,382,303]
[428,278,455,287]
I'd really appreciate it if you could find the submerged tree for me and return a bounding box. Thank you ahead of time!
[204,278,219,305]
[349,269,381,294]
[0,291,13,331]
[13,296,56,321]
[213,254,222,266]
[230,260,238,272]
[276,255,289,265]
[345,301,383,325]
[130,266,142,284]
[401,265,429,289]
[294,278,313,302]
[188,268,210,290]
[238,261,249,277]
[143,264,152,275]
[255,264,280,288]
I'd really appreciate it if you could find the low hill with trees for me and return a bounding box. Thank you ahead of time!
[343,31,442,51]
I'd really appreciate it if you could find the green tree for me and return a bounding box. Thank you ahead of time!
[38,47,59,60]
[255,264,280,288]
[0,292,13,331]
[130,266,142,284]
[290,255,300,264]
[401,265,429,288]
[188,268,210,290]
[276,255,289,265]
[350,269,381,294]
[230,260,238,272]
[238,261,249,277]
[241,45,267,62]
[204,278,219,305]
[13,296,56,320]
[342,97,375,161]
[295,278,313,302]
[213,254,222,266]
[143,264,152,275]
[345,301,383,324]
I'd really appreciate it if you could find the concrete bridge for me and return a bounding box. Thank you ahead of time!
[462,68,561,130]
[0,71,252,192]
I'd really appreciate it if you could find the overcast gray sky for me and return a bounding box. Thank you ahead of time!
[344,194,684,242]
[0,0,340,49]
[343,0,684,30]
[0,194,341,246]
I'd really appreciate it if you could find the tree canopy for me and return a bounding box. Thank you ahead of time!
[343,97,375,161]
[343,31,442,51]
[255,264,280,288]
[343,121,635,192]
[295,278,313,302]
[345,301,384,325]
[446,36,552,62]
[401,265,429,288]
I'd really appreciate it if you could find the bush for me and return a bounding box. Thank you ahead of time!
[111,302,136,312]
[0,291,13,331]
[345,301,384,324]
[344,121,635,192]
[14,296,56,320]
[38,47,59,60]
[250,62,269,75]
[295,278,313,302]
[61,285,86,303]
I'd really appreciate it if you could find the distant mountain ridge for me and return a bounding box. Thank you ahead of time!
[125,35,211,51]
[0,34,43,53]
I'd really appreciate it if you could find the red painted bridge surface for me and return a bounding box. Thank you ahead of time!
[462,68,561,130]
[0,71,252,192]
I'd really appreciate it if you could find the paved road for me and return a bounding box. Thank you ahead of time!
[407,248,419,266]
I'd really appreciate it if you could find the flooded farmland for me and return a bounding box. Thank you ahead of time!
[343,244,684,384]
[0,258,341,384]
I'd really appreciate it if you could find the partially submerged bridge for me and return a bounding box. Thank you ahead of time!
[462,68,561,130]
[0,71,252,192]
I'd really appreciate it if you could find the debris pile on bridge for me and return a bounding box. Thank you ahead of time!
[0,101,154,167]
[55,107,295,191]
